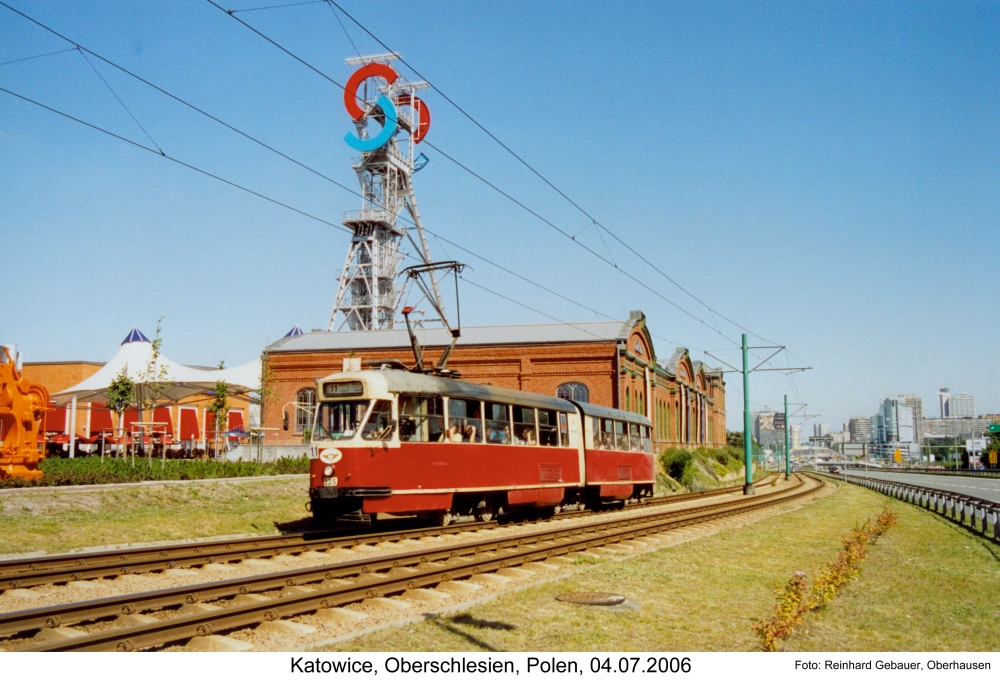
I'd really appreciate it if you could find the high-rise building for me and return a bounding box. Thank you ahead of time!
[813,423,830,437]
[939,388,950,418]
[752,411,788,450]
[849,417,873,443]
[899,394,924,446]
[949,393,976,418]
[873,396,920,458]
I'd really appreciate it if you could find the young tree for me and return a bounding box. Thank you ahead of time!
[207,380,230,459]
[136,318,171,459]
[253,350,277,461]
[105,365,135,461]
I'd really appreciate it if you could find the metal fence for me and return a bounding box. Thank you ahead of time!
[836,473,1000,542]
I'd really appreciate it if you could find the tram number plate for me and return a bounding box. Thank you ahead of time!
[323,477,338,487]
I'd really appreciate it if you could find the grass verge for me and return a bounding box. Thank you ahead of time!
[328,481,1000,652]
[0,477,310,556]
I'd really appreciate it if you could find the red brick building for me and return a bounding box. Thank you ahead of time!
[265,311,726,450]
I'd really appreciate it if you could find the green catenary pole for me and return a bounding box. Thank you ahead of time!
[784,394,790,480]
[743,333,753,495]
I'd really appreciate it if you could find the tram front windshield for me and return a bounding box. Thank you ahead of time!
[314,400,370,441]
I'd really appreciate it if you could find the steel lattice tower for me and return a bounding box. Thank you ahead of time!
[328,53,442,331]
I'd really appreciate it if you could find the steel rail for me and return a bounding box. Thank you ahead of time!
[0,478,797,638]
[0,476,773,590]
[7,476,815,650]
[833,472,1000,543]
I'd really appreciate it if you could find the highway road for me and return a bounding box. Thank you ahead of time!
[845,470,1000,504]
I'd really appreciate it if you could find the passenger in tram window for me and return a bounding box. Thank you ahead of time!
[601,418,615,449]
[446,423,462,442]
[628,423,642,452]
[615,421,629,451]
[448,398,483,443]
[485,402,511,444]
[538,410,559,446]
[463,423,478,443]
[591,417,601,448]
[513,405,536,445]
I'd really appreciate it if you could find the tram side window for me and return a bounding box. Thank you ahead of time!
[485,402,511,444]
[538,410,559,447]
[641,425,652,453]
[398,395,444,442]
[590,417,601,449]
[512,405,537,446]
[362,400,395,440]
[559,412,569,447]
[615,421,629,451]
[447,398,482,443]
[628,423,642,452]
[600,418,615,450]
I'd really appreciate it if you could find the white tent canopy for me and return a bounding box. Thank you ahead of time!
[52,328,261,405]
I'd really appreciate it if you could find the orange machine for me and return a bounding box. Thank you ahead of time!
[0,346,50,480]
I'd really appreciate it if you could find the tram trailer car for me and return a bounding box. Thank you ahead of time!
[307,369,654,525]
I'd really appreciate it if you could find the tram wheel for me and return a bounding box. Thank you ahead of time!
[474,499,494,523]
[432,509,454,527]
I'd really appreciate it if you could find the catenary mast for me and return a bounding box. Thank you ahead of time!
[328,53,443,331]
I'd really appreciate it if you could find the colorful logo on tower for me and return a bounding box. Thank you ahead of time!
[343,63,430,152]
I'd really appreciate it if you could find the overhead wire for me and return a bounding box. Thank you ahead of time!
[325,0,801,355]
[0,83,637,354]
[212,0,804,374]
[205,0,760,353]
[229,0,326,14]
[0,2,689,351]
[0,86,353,236]
[0,46,76,67]
[4,1,787,415]
[323,0,361,58]
[75,47,164,154]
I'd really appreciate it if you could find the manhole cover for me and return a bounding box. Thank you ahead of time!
[555,592,626,606]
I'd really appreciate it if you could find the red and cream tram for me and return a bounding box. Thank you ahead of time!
[307,369,654,524]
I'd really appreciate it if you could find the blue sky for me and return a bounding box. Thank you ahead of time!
[1,1,997,429]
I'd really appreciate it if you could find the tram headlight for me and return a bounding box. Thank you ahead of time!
[323,465,334,477]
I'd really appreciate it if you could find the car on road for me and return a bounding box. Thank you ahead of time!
[828,466,840,474]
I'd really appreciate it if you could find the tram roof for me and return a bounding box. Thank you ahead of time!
[322,369,576,412]
[573,401,652,427]
[269,320,636,353]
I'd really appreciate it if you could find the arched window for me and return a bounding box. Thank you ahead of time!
[295,388,316,433]
[556,382,589,403]
[625,386,631,412]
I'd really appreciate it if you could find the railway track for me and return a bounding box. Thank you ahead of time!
[3,474,819,652]
[0,476,775,591]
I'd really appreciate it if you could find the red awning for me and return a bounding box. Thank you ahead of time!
[228,411,245,439]
[122,409,139,431]
[49,434,70,444]
[205,411,219,437]
[153,407,174,437]
[179,408,200,441]
[89,408,115,437]
[43,403,67,433]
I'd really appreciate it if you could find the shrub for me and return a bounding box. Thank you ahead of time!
[754,508,899,651]
[0,456,309,488]
[754,571,809,652]
[660,449,695,486]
